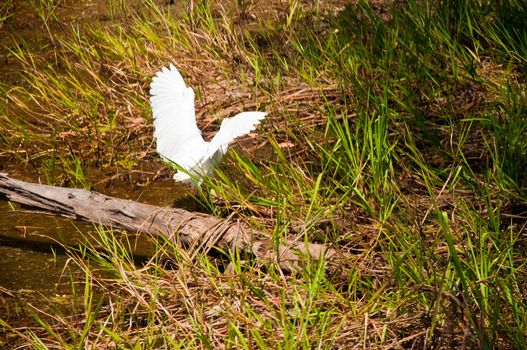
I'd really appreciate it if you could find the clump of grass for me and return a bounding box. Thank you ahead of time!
[1,0,527,349]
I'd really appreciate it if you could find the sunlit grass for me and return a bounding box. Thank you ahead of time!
[1,0,527,348]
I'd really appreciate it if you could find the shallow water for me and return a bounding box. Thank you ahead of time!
[0,173,198,327]
[0,172,190,323]
[0,0,187,325]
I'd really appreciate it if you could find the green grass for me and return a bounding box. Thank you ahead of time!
[1,0,527,348]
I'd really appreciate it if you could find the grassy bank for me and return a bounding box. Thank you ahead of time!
[1,0,527,348]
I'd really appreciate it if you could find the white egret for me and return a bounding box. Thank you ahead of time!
[150,64,267,187]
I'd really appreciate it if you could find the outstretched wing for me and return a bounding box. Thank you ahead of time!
[209,112,267,155]
[150,64,207,169]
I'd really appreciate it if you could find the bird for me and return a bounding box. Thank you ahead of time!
[150,64,267,188]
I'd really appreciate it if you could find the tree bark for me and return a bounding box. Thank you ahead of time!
[0,173,336,271]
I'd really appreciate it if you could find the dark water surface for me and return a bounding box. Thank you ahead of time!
[0,0,185,325]
[0,173,186,325]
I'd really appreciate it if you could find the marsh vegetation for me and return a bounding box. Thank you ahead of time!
[1,0,527,348]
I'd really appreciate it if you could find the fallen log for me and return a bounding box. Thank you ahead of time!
[0,173,336,270]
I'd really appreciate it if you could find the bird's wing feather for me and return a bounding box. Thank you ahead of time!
[150,64,206,168]
[209,112,267,154]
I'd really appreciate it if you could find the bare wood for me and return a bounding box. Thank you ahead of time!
[0,173,336,270]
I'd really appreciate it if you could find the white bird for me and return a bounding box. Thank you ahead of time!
[150,64,267,187]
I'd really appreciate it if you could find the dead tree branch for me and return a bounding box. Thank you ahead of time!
[0,173,336,270]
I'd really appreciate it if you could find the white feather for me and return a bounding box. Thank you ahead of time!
[150,64,267,187]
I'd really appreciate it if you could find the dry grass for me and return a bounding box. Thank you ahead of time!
[1,0,527,349]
